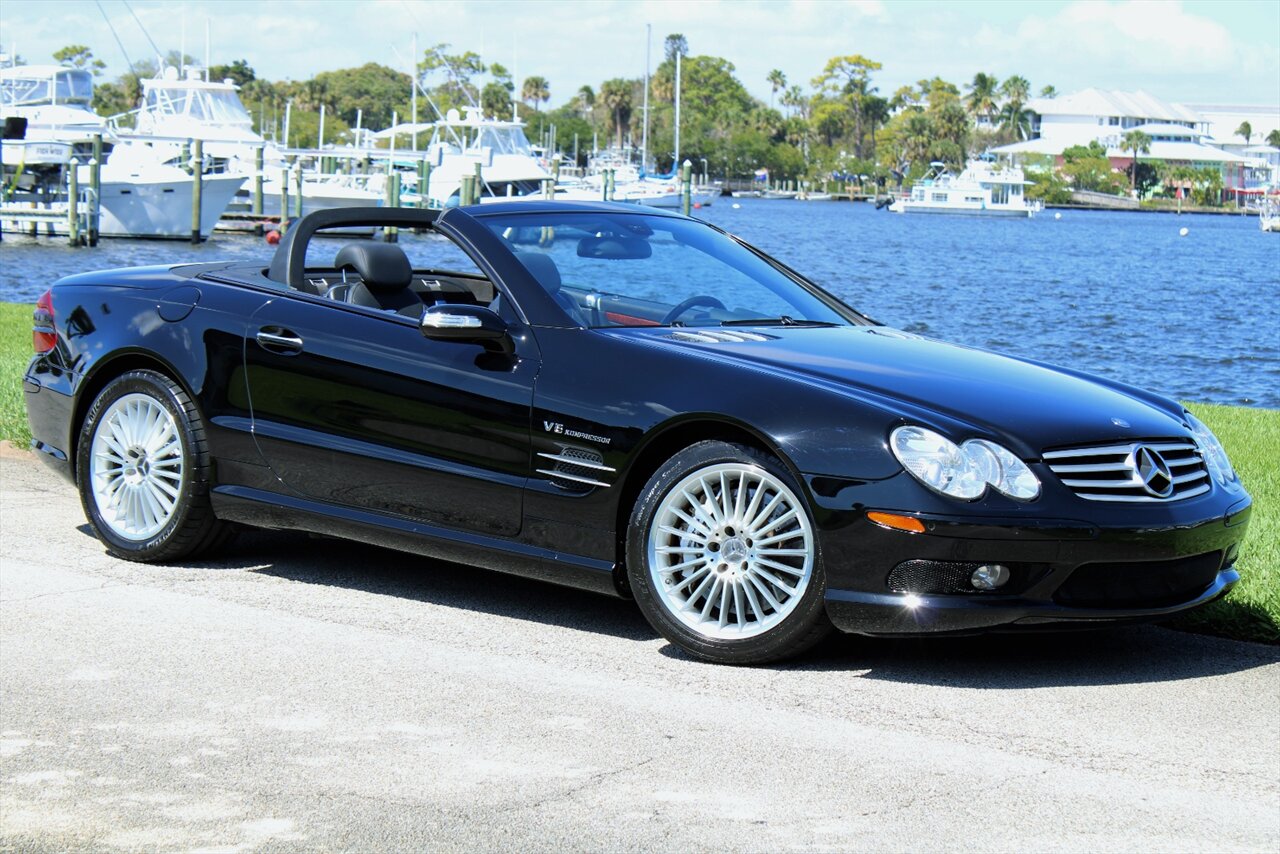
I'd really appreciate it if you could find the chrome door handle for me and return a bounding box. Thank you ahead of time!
[255,328,304,355]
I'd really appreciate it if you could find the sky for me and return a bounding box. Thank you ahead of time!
[3,0,1278,113]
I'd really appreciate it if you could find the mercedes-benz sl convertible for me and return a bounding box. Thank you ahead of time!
[24,202,1252,664]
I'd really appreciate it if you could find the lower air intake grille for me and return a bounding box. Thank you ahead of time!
[1042,439,1210,502]
[1053,552,1223,608]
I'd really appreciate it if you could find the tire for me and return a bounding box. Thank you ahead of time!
[627,440,832,665]
[76,369,232,562]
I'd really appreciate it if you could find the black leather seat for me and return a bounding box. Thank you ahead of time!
[335,243,423,317]
[514,252,584,323]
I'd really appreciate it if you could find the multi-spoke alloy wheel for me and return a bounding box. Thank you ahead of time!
[648,462,814,639]
[629,441,831,665]
[77,370,230,562]
[89,393,185,541]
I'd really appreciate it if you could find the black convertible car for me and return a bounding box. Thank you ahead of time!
[25,202,1251,663]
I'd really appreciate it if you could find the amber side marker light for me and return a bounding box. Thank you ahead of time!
[866,511,926,534]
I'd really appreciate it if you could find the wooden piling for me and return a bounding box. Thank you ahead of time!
[67,158,81,246]
[293,163,303,221]
[279,167,290,232]
[190,139,204,244]
[89,133,102,246]
[253,146,264,236]
[681,160,693,216]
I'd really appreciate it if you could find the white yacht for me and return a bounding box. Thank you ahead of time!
[890,158,1040,217]
[1,64,244,239]
[378,107,550,207]
[118,65,381,219]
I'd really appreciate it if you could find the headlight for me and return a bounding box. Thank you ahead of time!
[1186,413,1237,485]
[890,426,1040,502]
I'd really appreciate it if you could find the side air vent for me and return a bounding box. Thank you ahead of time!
[665,330,776,344]
[536,447,616,491]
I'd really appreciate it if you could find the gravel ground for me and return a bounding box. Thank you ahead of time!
[2,451,1278,852]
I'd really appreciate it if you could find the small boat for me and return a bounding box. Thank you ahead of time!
[1260,199,1280,233]
[761,189,798,200]
[890,157,1040,217]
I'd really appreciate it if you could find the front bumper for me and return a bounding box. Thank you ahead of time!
[819,494,1251,636]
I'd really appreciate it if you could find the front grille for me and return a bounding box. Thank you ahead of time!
[1054,552,1223,608]
[1042,439,1210,502]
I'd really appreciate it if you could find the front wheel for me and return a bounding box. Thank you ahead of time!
[627,440,831,664]
[77,369,231,562]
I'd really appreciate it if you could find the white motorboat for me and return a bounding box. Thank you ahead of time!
[377,107,550,207]
[1,64,244,239]
[890,158,1040,217]
[1260,198,1280,233]
[117,65,381,220]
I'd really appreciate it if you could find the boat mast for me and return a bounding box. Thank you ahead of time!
[642,23,650,172]
[673,51,681,167]
[411,33,418,151]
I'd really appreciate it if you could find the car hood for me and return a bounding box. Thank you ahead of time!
[621,325,1189,455]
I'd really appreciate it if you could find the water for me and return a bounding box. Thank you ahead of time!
[2,200,1277,407]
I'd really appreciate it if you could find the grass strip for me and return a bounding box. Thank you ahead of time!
[0,299,1274,642]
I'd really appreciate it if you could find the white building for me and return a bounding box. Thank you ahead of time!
[990,88,1274,191]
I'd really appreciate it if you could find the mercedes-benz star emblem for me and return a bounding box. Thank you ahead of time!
[1134,446,1174,497]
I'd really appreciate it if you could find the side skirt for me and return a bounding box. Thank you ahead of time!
[211,485,622,598]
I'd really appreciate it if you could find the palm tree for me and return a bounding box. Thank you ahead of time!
[1121,130,1152,194]
[1268,128,1280,148]
[1000,75,1030,105]
[767,69,787,109]
[521,76,550,112]
[1235,121,1253,146]
[965,72,999,122]
[1039,85,1057,99]
[578,85,596,118]
[599,78,632,149]
[997,99,1033,141]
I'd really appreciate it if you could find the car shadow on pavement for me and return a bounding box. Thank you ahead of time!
[222,530,658,642]
[773,625,1280,687]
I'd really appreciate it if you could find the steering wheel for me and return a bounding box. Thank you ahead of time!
[662,295,726,325]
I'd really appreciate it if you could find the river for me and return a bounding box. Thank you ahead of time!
[2,199,1277,407]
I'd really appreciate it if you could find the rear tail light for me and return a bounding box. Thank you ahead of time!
[33,289,57,354]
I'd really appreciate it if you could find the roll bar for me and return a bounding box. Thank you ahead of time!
[266,207,444,290]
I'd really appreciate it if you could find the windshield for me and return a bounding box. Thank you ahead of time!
[479,212,851,328]
[144,86,251,124]
[1,69,93,106]
[473,125,533,156]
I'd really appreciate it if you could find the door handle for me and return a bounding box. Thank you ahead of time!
[255,327,304,355]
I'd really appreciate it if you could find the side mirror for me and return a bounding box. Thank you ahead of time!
[420,304,514,355]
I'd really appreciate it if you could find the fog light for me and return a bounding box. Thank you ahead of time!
[970,564,1010,590]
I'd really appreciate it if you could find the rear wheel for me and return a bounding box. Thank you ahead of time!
[628,441,831,664]
[77,370,231,562]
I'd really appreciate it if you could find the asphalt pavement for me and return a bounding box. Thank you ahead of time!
[2,449,1278,852]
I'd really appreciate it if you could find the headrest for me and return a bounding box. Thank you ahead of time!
[334,243,412,292]
[515,252,562,294]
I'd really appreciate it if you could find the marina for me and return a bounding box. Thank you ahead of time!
[2,199,1276,409]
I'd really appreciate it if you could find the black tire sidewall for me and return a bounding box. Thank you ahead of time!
[627,440,830,664]
[77,371,203,559]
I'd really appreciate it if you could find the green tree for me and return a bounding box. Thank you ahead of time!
[576,85,594,118]
[1000,75,1030,104]
[310,64,412,130]
[1039,84,1057,99]
[521,76,550,112]
[813,54,882,158]
[419,43,485,109]
[767,69,786,109]
[965,72,999,121]
[997,98,1033,142]
[52,44,105,76]
[1267,128,1280,147]
[664,34,689,62]
[481,82,511,118]
[599,78,632,148]
[208,59,255,87]
[1120,129,1152,193]
[1235,121,1253,145]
